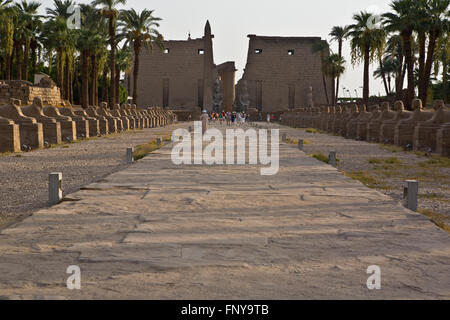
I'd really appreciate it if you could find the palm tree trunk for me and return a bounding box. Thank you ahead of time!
[6,52,12,80]
[15,42,23,80]
[418,31,426,103]
[402,31,414,109]
[378,55,389,96]
[101,65,108,104]
[81,51,89,109]
[335,40,342,105]
[422,30,439,106]
[30,39,38,78]
[363,43,370,105]
[132,44,140,105]
[57,49,65,99]
[115,64,120,105]
[90,54,96,106]
[109,17,116,108]
[23,39,30,82]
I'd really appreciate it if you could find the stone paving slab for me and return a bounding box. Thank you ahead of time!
[0,124,449,299]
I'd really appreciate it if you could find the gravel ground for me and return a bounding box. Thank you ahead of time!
[0,123,187,228]
[259,122,450,225]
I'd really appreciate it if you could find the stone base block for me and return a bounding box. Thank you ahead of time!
[99,119,109,135]
[394,124,416,147]
[413,125,440,151]
[88,119,100,136]
[0,123,20,153]
[59,120,77,142]
[75,119,89,138]
[436,127,450,156]
[107,118,118,133]
[19,122,44,149]
[42,122,62,145]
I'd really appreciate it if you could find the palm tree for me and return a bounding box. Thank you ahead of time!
[92,0,127,107]
[349,11,386,105]
[420,0,450,104]
[383,0,421,109]
[118,8,164,105]
[312,40,331,105]
[329,25,349,104]
[374,57,398,95]
[323,53,346,105]
[385,34,406,98]
[0,0,14,79]
[15,0,41,81]
[43,0,77,100]
[114,46,132,105]
[77,4,107,107]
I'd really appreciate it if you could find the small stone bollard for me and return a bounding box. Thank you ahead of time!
[298,139,304,151]
[126,147,134,164]
[282,133,287,142]
[404,180,418,212]
[328,151,337,167]
[49,172,62,205]
[188,126,193,132]
[156,138,161,146]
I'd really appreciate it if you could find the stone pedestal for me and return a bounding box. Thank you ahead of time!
[59,107,90,138]
[436,125,450,157]
[379,101,412,144]
[0,99,44,149]
[367,103,395,142]
[413,100,450,151]
[22,99,62,145]
[394,99,433,147]
[85,107,109,134]
[43,106,77,142]
[0,117,20,153]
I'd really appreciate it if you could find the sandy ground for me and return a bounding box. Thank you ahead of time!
[0,123,448,299]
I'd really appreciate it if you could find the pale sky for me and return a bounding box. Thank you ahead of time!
[38,0,394,98]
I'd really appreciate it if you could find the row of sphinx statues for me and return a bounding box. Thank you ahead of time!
[280,99,450,157]
[0,97,174,153]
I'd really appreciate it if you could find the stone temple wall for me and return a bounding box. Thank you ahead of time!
[0,79,62,106]
[236,35,333,112]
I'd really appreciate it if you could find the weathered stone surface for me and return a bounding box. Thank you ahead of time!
[59,107,91,138]
[379,101,412,144]
[0,117,20,153]
[22,97,62,145]
[413,100,450,151]
[367,102,396,142]
[394,99,434,148]
[0,99,44,148]
[0,125,448,299]
[43,106,77,142]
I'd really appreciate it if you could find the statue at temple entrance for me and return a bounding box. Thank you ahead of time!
[239,80,250,113]
[212,77,223,113]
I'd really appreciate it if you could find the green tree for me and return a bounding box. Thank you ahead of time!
[312,40,331,105]
[92,0,127,107]
[323,53,346,105]
[329,25,349,103]
[118,8,164,105]
[349,11,386,105]
[383,0,422,108]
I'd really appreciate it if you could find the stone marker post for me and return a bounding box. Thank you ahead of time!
[156,138,161,146]
[404,180,418,212]
[298,139,304,151]
[126,147,134,164]
[49,172,62,205]
[329,151,337,167]
[282,133,287,142]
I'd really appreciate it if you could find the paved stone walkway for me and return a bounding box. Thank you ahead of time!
[0,123,449,299]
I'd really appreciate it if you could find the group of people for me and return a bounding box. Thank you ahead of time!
[208,111,249,125]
